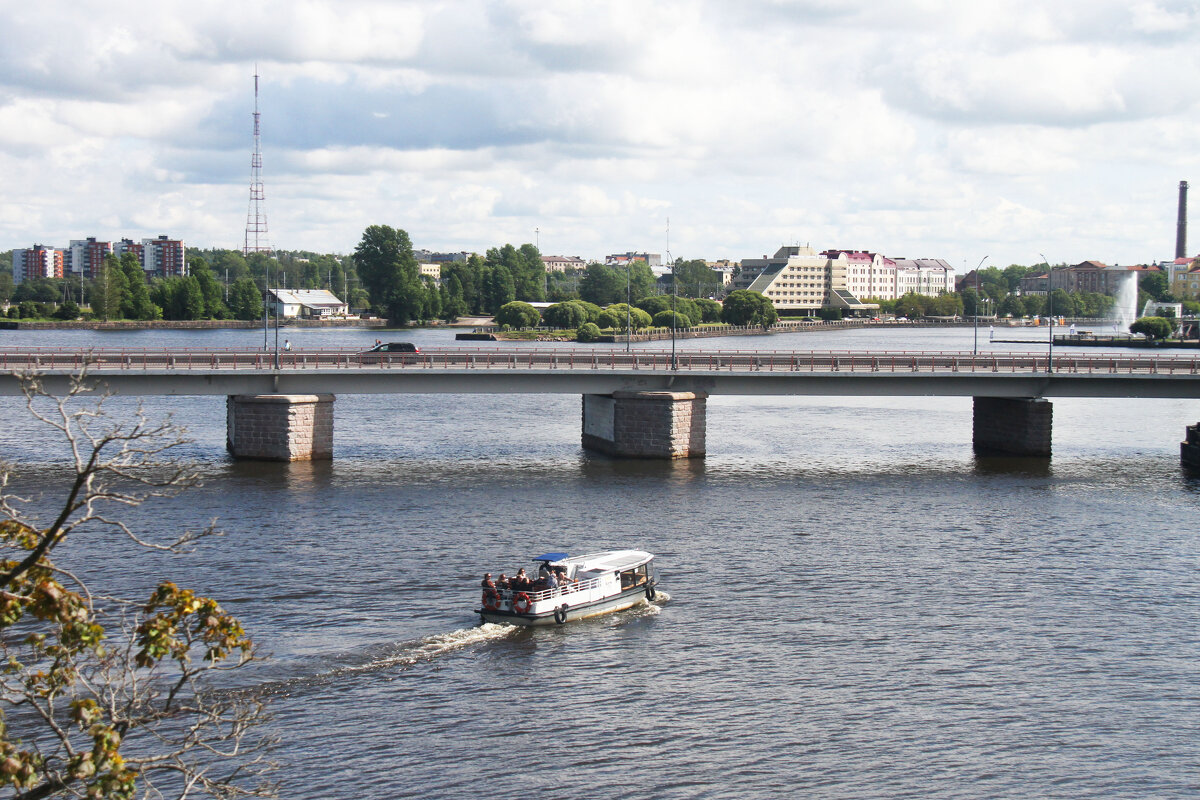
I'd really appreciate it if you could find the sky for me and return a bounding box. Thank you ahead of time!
[3,0,1200,271]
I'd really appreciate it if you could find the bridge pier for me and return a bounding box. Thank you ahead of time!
[226,394,335,461]
[972,397,1052,457]
[582,391,706,459]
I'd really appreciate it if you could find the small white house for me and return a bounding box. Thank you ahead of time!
[268,289,349,319]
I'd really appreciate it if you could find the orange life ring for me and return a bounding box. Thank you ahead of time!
[512,592,532,614]
[482,590,500,611]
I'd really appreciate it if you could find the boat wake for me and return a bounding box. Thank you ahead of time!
[238,623,518,699]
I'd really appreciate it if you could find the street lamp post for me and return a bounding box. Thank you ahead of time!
[1040,252,1053,373]
[972,255,988,356]
[626,262,632,353]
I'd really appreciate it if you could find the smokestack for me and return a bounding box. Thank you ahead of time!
[1177,180,1188,260]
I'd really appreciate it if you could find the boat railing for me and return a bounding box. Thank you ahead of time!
[495,574,606,603]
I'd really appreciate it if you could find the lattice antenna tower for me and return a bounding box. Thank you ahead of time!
[243,69,271,256]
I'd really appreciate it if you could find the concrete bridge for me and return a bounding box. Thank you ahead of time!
[2,346,1199,461]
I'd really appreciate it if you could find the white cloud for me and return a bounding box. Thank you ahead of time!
[2,0,1200,267]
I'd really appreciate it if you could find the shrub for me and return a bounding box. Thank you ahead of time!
[637,295,699,326]
[818,306,842,321]
[721,290,777,327]
[542,301,587,329]
[695,298,723,323]
[53,301,80,321]
[494,301,540,329]
[576,322,602,342]
[1129,316,1174,340]
[652,310,691,329]
[602,304,653,331]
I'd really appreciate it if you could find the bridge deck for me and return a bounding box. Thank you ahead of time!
[1,347,1199,399]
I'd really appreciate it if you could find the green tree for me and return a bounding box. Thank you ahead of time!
[483,264,516,314]
[1140,271,1171,302]
[353,225,425,324]
[91,255,127,321]
[1130,316,1175,340]
[421,275,441,321]
[695,298,723,323]
[119,253,160,320]
[0,373,273,799]
[440,273,468,322]
[0,270,13,305]
[190,258,229,319]
[579,263,625,306]
[721,290,777,327]
[598,304,653,331]
[672,258,723,298]
[895,292,927,319]
[494,301,540,328]
[228,277,264,321]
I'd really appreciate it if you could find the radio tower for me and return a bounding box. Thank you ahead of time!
[243,69,271,255]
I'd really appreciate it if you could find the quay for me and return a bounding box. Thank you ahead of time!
[2,346,1199,463]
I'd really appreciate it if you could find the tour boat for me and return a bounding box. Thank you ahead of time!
[477,550,658,626]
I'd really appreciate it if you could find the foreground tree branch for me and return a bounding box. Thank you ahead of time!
[0,369,276,799]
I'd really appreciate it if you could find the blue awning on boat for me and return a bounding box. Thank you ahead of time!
[533,552,569,562]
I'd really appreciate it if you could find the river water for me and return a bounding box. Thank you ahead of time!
[2,325,1199,799]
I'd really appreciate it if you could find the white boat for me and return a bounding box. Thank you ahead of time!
[477,550,658,626]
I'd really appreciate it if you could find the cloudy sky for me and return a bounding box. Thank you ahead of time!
[3,0,1199,269]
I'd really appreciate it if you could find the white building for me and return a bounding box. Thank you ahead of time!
[418,263,441,283]
[268,289,349,318]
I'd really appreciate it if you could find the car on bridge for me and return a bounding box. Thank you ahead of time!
[361,341,421,364]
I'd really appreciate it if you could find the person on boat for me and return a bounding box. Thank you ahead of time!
[512,568,528,589]
[544,570,559,590]
[480,573,494,589]
[496,573,510,590]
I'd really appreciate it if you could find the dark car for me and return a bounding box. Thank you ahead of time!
[362,342,421,363]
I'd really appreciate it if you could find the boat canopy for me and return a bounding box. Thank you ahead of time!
[533,552,569,563]
[567,550,653,573]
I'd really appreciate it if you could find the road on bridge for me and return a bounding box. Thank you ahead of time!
[2,346,1199,376]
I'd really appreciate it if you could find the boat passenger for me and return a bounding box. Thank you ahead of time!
[480,573,494,589]
[513,568,529,589]
[497,574,510,590]
[545,571,559,590]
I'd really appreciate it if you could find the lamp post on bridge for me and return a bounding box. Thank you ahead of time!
[1040,252,1053,373]
[972,255,988,356]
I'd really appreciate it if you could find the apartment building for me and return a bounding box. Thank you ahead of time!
[11,245,65,282]
[734,246,955,313]
[66,237,113,279]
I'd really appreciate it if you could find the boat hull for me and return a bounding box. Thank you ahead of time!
[478,585,655,627]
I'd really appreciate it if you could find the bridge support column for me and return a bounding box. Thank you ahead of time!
[973,397,1052,457]
[226,394,334,461]
[582,391,706,459]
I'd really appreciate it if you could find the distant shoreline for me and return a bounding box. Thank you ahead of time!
[0,317,491,331]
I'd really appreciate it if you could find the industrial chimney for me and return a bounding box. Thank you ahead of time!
[1176,180,1188,259]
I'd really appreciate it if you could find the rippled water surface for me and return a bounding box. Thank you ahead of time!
[2,326,1200,798]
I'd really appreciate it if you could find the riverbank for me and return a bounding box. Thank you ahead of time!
[0,316,496,331]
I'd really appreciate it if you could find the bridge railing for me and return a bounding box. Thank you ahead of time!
[2,347,1199,376]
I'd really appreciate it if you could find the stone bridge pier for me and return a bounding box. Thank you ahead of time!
[226,394,335,461]
[972,396,1053,457]
[581,391,707,459]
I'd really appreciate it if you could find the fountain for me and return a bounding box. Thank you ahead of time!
[1110,270,1138,333]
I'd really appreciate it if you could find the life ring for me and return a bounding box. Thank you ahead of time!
[481,590,500,611]
[512,592,532,614]
[554,605,568,625]
[645,584,656,601]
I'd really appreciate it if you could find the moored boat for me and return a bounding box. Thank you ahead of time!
[477,550,658,626]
